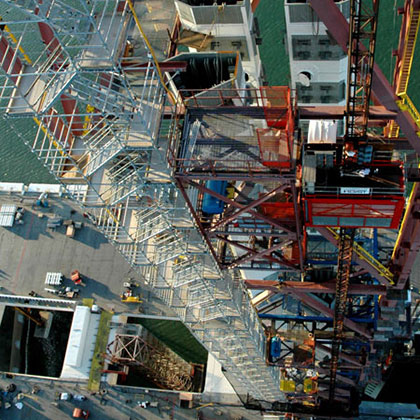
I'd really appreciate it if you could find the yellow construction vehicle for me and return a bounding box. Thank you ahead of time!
[121,294,142,303]
[120,279,142,303]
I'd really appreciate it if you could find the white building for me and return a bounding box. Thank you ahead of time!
[174,0,264,87]
[284,0,350,106]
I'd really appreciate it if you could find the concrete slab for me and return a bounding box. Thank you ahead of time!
[0,195,175,317]
[202,353,241,405]
[0,375,264,420]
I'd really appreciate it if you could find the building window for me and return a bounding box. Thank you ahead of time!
[319,51,333,59]
[292,35,346,61]
[297,39,311,46]
[297,81,346,104]
[318,39,330,46]
[297,51,311,59]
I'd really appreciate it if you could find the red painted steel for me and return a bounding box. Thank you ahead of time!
[260,86,291,129]
[43,108,74,150]
[60,94,84,136]
[244,280,386,295]
[208,184,288,232]
[217,236,299,270]
[36,21,66,68]
[0,36,22,82]
[187,179,296,234]
[256,128,291,168]
[259,202,295,220]
[304,197,405,229]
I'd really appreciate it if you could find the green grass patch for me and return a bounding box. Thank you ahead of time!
[82,298,94,308]
[130,318,208,365]
[88,310,113,391]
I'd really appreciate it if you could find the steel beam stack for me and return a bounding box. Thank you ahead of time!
[0,0,281,401]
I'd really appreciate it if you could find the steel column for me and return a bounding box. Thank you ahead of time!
[217,236,298,270]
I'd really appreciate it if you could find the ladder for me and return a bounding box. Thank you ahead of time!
[389,4,420,137]
[329,228,355,401]
[397,7,420,96]
[326,227,394,284]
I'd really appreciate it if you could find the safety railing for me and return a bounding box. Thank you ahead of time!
[326,228,394,284]
[396,93,420,136]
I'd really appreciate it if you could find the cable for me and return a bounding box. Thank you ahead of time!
[126,0,179,105]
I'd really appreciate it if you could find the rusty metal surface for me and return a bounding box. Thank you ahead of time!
[244,280,386,295]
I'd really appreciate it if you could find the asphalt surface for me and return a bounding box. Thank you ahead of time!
[0,376,264,420]
[0,195,268,420]
[0,195,174,316]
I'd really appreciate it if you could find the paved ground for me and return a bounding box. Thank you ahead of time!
[0,375,264,420]
[0,194,269,419]
[0,195,173,316]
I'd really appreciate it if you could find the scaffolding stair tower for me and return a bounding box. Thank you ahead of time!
[0,0,281,401]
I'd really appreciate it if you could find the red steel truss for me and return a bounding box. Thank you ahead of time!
[171,87,304,271]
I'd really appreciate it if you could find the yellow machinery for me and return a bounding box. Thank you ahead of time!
[121,295,142,303]
[120,279,142,303]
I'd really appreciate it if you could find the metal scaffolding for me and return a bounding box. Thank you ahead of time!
[345,0,379,141]
[107,333,195,391]
[0,0,281,400]
[169,87,304,273]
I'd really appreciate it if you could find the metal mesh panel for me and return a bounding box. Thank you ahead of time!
[257,128,291,168]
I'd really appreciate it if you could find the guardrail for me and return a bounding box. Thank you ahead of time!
[326,228,394,284]
[0,294,77,311]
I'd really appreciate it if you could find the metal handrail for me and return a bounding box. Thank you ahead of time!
[326,228,394,284]
[397,93,420,134]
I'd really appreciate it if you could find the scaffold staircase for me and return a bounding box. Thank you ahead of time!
[389,3,420,137]
[0,0,281,401]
